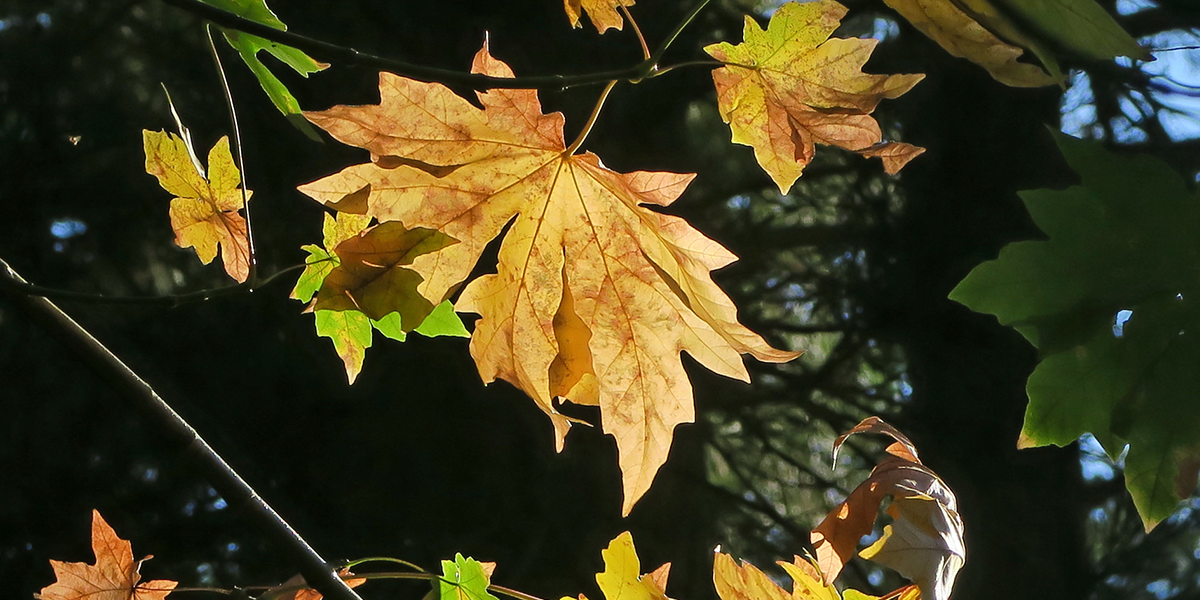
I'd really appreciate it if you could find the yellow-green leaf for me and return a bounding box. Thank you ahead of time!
[704,1,924,194]
[143,131,251,282]
[299,43,798,514]
[595,533,670,600]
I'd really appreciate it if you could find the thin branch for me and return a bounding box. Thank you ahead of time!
[648,0,712,67]
[1150,45,1200,52]
[158,0,647,90]
[163,587,235,595]
[620,5,651,61]
[205,24,258,284]
[263,571,554,600]
[0,259,363,600]
[651,59,722,76]
[0,263,304,306]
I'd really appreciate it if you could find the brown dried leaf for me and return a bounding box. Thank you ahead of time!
[812,417,964,600]
[38,510,177,600]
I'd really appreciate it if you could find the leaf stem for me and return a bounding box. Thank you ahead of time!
[650,59,723,77]
[490,583,552,600]
[161,587,235,595]
[565,80,619,156]
[0,262,304,306]
[620,5,651,61]
[344,556,427,572]
[158,0,648,90]
[312,571,554,600]
[205,24,258,285]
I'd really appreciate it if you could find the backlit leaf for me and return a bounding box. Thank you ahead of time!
[563,0,633,33]
[38,510,177,600]
[299,42,799,513]
[144,130,251,283]
[438,554,499,600]
[703,1,924,194]
[595,532,671,600]
[201,0,329,139]
[293,213,469,383]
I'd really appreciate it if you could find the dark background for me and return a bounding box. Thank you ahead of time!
[3,1,1200,599]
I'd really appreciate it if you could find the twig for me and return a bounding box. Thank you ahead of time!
[259,571,554,600]
[162,587,235,595]
[158,0,646,90]
[0,259,363,600]
[205,24,258,284]
[1150,45,1200,52]
[649,0,712,67]
[651,59,722,76]
[0,263,303,306]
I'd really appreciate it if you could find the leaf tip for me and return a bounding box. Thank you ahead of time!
[1016,429,1038,449]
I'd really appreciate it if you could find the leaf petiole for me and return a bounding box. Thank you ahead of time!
[314,571,554,600]
[343,556,427,572]
[205,24,258,285]
[620,5,651,61]
[564,80,619,156]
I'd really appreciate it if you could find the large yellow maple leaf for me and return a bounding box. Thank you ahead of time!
[38,510,177,600]
[298,43,799,513]
[704,0,925,195]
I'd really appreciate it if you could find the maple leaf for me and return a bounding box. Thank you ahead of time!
[714,550,916,600]
[298,43,799,513]
[703,1,925,195]
[292,213,468,383]
[38,510,177,600]
[716,554,845,600]
[811,417,964,600]
[144,130,251,283]
[572,532,670,600]
[563,0,633,33]
[202,0,329,139]
[592,532,672,600]
[438,554,500,600]
[950,132,1200,530]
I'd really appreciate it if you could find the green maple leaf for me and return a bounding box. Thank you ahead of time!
[292,213,469,384]
[950,131,1200,530]
[201,0,328,140]
[438,554,498,600]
